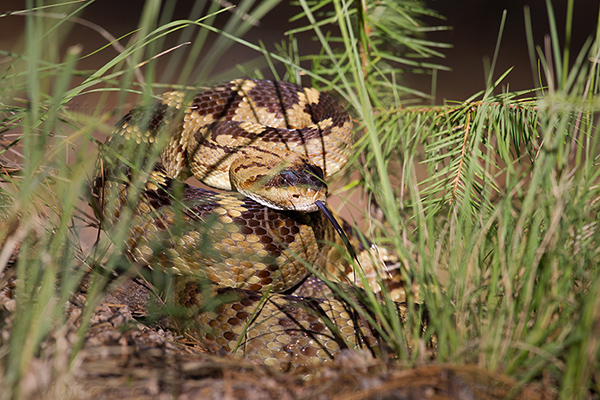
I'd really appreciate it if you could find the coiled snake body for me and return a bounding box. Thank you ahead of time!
[93,79,410,372]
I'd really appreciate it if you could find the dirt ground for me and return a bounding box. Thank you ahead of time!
[0,269,556,400]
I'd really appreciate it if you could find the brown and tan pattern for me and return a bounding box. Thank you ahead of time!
[93,79,410,373]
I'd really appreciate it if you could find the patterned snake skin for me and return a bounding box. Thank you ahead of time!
[93,79,413,373]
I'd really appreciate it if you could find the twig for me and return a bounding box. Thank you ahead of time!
[449,108,471,205]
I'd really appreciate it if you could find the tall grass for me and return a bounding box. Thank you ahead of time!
[290,0,600,396]
[0,1,284,397]
[0,0,599,398]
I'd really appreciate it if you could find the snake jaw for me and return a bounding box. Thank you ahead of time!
[236,182,327,212]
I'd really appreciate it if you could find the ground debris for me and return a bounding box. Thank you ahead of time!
[1,276,556,399]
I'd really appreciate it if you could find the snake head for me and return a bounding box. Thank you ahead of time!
[229,151,327,212]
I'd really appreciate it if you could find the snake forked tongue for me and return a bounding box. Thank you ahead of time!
[315,200,359,263]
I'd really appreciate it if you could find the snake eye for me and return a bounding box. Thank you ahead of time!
[276,167,325,191]
[279,170,297,185]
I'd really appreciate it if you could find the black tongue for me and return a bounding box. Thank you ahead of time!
[315,200,358,263]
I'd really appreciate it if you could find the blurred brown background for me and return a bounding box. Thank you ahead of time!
[1,1,598,102]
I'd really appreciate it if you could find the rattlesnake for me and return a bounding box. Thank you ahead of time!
[93,79,413,373]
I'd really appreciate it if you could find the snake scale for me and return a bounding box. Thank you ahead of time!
[93,79,413,373]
